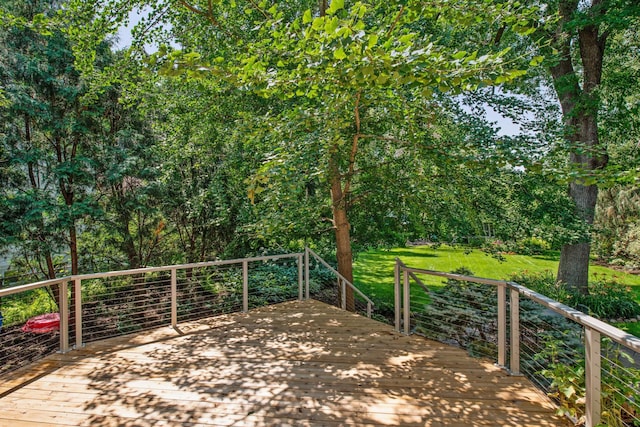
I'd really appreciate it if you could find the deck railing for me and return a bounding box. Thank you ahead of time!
[394,258,640,427]
[306,248,374,317]
[0,248,372,377]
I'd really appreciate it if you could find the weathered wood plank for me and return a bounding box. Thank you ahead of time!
[0,300,567,426]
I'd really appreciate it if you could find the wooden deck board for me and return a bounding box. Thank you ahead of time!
[0,300,567,426]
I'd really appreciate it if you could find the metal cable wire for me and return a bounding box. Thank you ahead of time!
[399,268,640,426]
[0,253,312,377]
[0,287,60,376]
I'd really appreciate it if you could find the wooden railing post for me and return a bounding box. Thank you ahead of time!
[340,278,346,310]
[497,283,506,368]
[242,261,249,312]
[403,270,410,335]
[585,327,601,427]
[510,288,520,375]
[304,248,310,300]
[394,259,401,332]
[59,280,69,353]
[298,254,303,301]
[171,268,177,328]
[74,277,83,349]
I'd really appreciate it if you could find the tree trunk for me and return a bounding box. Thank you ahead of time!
[557,242,591,292]
[550,0,607,293]
[69,224,78,276]
[555,115,602,293]
[329,152,355,311]
[44,253,63,313]
[556,153,600,293]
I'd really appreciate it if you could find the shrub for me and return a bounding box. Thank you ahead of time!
[248,263,300,306]
[509,271,640,320]
[575,275,640,320]
[415,267,499,359]
[509,271,574,304]
[517,237,552,255]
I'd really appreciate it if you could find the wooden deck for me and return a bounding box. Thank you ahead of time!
[0,300,567,427]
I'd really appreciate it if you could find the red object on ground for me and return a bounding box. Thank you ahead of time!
[22,312,60,333]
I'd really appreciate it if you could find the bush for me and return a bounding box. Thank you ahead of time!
[516,237,552,255]
[575,275,640,320]
[415,267,499,359]
[248,263,300,306]
[509,271,574,304]
[509,271,640,320]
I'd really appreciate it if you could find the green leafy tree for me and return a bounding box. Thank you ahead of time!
[149,77,255,262]
[470,0,640,292]
[68,0,541,310]
[538,0,640,292]
[591,23,640,268]
[83,73,166,270]
[232,0,539,308]
[0,2,102,280]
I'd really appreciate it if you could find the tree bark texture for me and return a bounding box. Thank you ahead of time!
[329,152,355,312]
[551,0,608,293]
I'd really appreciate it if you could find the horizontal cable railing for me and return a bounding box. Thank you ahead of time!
[80,270,173,343]
[0,278,70,377]
[395,258,640,427]
[0,249,376,379]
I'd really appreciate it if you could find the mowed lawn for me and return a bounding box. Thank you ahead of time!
[353,244,640,307]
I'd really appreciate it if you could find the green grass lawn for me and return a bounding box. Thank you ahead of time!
[353,244,640,336]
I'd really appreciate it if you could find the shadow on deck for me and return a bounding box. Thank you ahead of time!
[0,300,567,426]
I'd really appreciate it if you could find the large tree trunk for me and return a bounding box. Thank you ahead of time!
[329,152,355,311]
[550,0,607,293]
[556,116,602,292]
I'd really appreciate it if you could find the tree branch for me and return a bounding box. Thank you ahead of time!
[493,25,506,45]
[387,5,405,36]
[179,0,221,27]
[247,0,270,19]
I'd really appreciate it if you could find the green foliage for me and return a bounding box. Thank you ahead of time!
[0,288,57,326]
[0,1,118,277]
[578,275,640,320]
[230,1,535,98]
[534,334,586,420]
[510,271,640,320]
[510,270,574,303]
[594,187,640,269]
[147,76,253,263]
[517,236,552,255]
[248,263,300,306]
[599,339,640,427]
[534,335,640,427]
[415,267,499,358]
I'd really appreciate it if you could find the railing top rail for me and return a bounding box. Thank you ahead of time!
[509,281,640,352]
[0,277,68,298]
[396,260,509,287]
[396,258,640,353]
[0,253,304,295]
[78,252,304,280]
[307,248,374,307]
